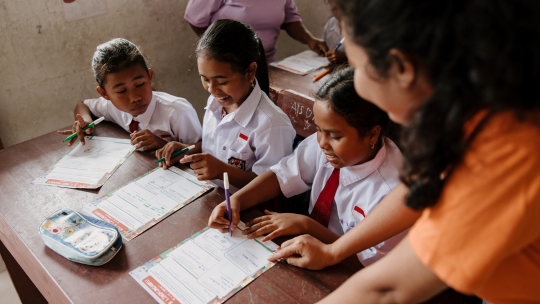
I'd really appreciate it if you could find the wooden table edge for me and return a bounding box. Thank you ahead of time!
[0,212,72,304]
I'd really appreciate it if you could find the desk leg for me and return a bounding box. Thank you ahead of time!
[0,240,47,304]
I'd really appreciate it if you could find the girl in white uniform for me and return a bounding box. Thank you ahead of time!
[157,19,295,192]
[209,67,406,266]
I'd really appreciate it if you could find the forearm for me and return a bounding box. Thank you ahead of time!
[330,183,422,264]
[282,21,316,44]
[189,23,208,36]
[74,102,93,123]
[222,165,258,189]
[304,218,341,244]
[232,171,282,211]
[318,237,447,304]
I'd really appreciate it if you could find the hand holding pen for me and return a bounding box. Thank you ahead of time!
[57,115,104,147]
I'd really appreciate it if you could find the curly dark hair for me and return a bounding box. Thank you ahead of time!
[196,19,269,96]
[336,0,540,209]
[314,67,393,143]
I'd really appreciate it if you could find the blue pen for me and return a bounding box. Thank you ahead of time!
[224,173,233,236]
[334,37,345,51]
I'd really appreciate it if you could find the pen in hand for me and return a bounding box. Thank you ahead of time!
[224,172,233,236]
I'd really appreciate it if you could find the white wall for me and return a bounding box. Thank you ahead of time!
[0,0,329,148]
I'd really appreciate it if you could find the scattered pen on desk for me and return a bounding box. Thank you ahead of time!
[333,37,345,51]
[313,68,331,82]
[155,145,195,163]
[224,172,233,236]
[63,117,105,142]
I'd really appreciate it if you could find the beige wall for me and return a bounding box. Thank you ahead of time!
[0,0,329,148]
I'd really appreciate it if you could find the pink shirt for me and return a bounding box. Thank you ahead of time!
[185,0,302,62]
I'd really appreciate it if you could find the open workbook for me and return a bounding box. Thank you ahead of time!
[130,224,279,304]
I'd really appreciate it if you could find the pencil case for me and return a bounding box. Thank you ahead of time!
[38,209,122,266]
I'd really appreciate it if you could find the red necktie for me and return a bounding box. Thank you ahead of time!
[310,168,340,227]
[129,120,139,133]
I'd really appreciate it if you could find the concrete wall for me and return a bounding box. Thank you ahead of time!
[0,0,329,148]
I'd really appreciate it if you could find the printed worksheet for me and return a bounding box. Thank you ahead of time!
[130,224,279,304]
[270,50,330,75]
[33,136,135,189]
[82,167,214,241]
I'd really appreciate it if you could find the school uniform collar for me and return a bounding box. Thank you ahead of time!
[124,92,157,128]
[324,137,388,187]
[207,79,262,128]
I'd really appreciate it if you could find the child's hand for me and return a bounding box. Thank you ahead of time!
[130,129,165,151]
[308,38,329,57]
[57,114,94,147]
[326,49,347,64]
[180,153,225,181]
[243,210,308,241]
[208,200,240,233]
[156,142,190,170]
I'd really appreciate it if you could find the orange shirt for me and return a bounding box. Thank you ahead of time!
[409,111,540,304]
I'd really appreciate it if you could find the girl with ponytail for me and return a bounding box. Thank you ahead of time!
[157,19,295,192]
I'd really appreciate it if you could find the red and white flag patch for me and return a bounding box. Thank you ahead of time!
[237,133,249,144]
[352,206,365,220]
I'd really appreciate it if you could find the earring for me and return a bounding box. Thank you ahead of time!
[251,81,255,88]
[371,144,375,149]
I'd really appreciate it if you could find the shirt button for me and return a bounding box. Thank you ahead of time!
[218,128,221,132]
[222,146,226,150]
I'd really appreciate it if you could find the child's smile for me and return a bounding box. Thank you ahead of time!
[198,55,256,114]
[313,100,378,169]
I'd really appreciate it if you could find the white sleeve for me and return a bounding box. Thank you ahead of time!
[270,134,319,198]
[83,97,114,122]
[171,107,203,144]
[251,125,296,175]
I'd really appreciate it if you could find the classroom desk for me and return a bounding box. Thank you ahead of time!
[0,122,357,304]
[268,65,334,138]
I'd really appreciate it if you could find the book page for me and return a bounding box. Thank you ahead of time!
[82,167,214,240]
[130,225,278,304]
[33,136,135,189]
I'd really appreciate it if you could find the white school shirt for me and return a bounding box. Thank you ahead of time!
[202,80,296,192]
[270,134,408,266]
[83,91,202,144]
[323,17,344,51]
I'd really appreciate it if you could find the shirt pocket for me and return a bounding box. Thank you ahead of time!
[228,142,254,171]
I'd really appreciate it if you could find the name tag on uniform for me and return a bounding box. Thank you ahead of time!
[352,206,365,220]
[228,157,246,170]
[237,133,249,144]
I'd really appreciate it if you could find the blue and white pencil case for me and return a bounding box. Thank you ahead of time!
[39,209,122,266]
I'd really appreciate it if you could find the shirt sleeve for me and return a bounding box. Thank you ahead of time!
[283,0,302,24]
[270,134,320,198]
[83,97,114,122]
[171,107,202,144]
[409,113,540,294]
[184,0,225,27]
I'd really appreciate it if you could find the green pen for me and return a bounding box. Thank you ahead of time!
[63,117,105,142]
[156,145,196,163]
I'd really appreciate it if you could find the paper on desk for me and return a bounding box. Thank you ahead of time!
[33,136,135,189]
[81,167,214,241]
[130,225,279,304]
[270,50,330,75]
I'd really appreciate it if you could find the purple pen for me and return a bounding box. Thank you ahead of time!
[224,172,233,236]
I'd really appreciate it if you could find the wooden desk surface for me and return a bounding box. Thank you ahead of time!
[268,65,335,138]
[0,122,356,304]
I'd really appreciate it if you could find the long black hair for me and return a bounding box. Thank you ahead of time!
[336,0,540,209]
[92,38,150,89]
[315,67,393,142]
[196,19,269,96]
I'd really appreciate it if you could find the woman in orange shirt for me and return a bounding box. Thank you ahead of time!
[269,0,540,303]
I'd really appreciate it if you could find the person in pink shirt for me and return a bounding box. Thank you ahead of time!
[184,0,327,63]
